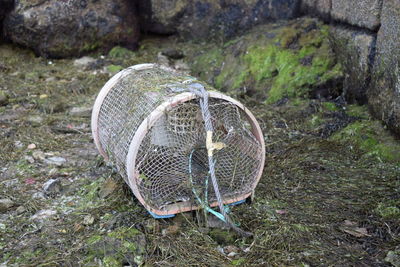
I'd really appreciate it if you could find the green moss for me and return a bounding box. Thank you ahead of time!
[310,115,323,126]
[232,258,246,266]
[82,41,100,53]
[236,43,338,103]
[87,235,103,245]
[209,229,236,244]
[108,46,135,58]
[107,65,124,74]
[107,227,140,239]
[375,202,400,219]
[192,47,224,85]
[331,121,400,163]
[345,104,369,118]
[322,102,338,112]
[103,256,120,267]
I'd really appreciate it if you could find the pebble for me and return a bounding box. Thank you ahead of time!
[224,245,240,254]
[227,252,238,257]
[27,143,37,150]
[16,206,26,214]
[45,77,56,82]
[0,198,14,213]
[14,140,24,148]
[42,178,62,195]
[27,115,44,125]
[73,56,96,68]
[69,106,92,117]
[44,156,67,166]
[32,150,46,161]
[30,209,57,221]
[32,192,46,199]
[83,214,95,225]
[24,155,35,164]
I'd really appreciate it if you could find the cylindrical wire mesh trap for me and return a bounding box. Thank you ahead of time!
[91,64,265,217]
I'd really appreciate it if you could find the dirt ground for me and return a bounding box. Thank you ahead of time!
[0,36,399,266]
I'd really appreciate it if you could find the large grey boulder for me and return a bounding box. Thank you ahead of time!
[330,26,375,104]
[138,0,301,40]
[300,0,331,21]
[368,0,400,135]
[331,0,382,31]
[3,0,139,58]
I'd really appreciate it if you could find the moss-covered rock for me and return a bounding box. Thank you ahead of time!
[190,18,343,103]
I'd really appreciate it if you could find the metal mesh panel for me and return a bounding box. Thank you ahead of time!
[95,65,263,213]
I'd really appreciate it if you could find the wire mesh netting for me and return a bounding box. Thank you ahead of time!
[93,64,264,214]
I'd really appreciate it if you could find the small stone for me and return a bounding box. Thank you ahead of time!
[216,246,225,255]
[16,206,26,214]
[224,245,239,254]
[69,106,92,117]
[227,251,238,257]
[30,209,57,221]
[83,214,95,225]
[73,56,96,68]
[39,94,48,99]
[42,178,62,195]
[45,77,56,82]
[32,192,46,199]
[0,223,6,230]
[24,155,35,164]
[48,168,58,175]
[44,156,66,166]
[14,140,23,148]
[27,115,44,125]
[0,90,9,106]
[27,143,37,150]
[0,198,14,213]
[32,150,46,161]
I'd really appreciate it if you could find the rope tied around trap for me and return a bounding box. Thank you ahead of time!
[174,82,253,237]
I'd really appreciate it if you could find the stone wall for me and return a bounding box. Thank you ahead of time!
[301,0,400,135]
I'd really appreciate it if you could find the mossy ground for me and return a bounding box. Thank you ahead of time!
[0,30,399,266]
